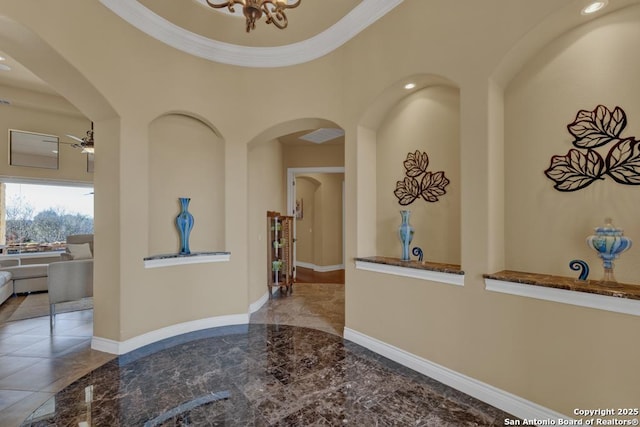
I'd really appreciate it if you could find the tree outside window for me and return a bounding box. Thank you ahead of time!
[2,183,93,254]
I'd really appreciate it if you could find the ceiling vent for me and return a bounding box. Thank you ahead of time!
[0,98,11,106]
[299,128,345,144]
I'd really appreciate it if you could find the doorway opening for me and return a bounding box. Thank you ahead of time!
[286,167,345,283]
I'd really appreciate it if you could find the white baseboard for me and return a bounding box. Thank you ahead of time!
[249,292,269,313]
[296,261,344,272]
[92,313,249,355]
[343,327,571,422]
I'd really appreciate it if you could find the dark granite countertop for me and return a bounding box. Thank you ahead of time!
[355,256,464,275]
[483,270,640,301]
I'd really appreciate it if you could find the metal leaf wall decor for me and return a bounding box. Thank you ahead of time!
[394,150,450,205]
[544,105,640,192]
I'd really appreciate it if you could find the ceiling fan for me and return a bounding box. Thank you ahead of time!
[65,122,94,154]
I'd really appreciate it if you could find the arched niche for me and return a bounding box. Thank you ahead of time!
[357,74,461,265]
[148,113,225,255]
[502,4,640,283]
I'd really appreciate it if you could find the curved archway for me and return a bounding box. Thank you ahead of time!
[247,117,345,308]
[0,16,117,121]
[0,16,120,342]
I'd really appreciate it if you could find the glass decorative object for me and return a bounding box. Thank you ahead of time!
[569,259,589,281]
[175,197,194,255]
[586,218,632,282]
[397,210,414,261]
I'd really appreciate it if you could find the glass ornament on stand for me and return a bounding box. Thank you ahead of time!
[586,218,632,282]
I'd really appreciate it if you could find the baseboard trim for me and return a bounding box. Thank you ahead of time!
[92,313,249,355]
[343,327,571,422]
[296,261,344,272]
[249,292,269,313]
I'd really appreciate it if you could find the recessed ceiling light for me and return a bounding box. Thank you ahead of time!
[404,83,416,90]
[581,0,608,15]
[0,64,11,71]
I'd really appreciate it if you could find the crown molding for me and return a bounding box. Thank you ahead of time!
[99,0,404,68]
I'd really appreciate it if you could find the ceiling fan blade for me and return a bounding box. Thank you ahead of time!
[66,134,84,143]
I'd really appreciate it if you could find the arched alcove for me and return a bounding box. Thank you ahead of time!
[357,74,461,265]
[503,4,640,283]
[148,113,225,255]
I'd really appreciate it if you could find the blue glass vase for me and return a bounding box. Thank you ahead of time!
[176,197,194,255]
[398,210,414,261]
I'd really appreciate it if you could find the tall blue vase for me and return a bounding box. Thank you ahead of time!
[176,197,194,255]
[398,210,414,261]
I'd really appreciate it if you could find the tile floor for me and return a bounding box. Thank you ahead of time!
[0,276,515,426]
[0,309,114,427]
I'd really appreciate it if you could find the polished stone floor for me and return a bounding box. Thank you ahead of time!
[1,277,514,426]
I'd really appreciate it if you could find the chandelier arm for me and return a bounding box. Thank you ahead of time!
[262,2,289,29]
[266,12,288,29]
[205,0,240,11]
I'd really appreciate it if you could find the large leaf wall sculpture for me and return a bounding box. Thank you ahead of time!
[545,105,640,191]
[394,150,450,205]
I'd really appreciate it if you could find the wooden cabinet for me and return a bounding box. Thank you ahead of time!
[267,211,294,297]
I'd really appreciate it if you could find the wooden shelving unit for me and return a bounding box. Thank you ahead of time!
[267,211,294,298]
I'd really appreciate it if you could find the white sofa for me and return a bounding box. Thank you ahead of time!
[0,234,94,303]
[0,271,13,306]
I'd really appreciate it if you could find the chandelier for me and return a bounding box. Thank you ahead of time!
[205,0,301,33]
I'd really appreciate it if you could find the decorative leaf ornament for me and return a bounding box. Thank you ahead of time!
[394,150,449,205]
[545,105,640,191]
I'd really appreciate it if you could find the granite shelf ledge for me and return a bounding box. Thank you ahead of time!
[144,252,230,269]
[354,256,464,286]
[484,270,640,317]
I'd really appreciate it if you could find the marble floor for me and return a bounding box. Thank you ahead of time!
[1,279,515,426]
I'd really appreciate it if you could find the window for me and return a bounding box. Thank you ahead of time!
[2,182,93,254]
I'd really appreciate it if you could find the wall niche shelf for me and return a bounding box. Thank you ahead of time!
[484,270,640,317]
[143,251,230,269]
[355,256,464,286]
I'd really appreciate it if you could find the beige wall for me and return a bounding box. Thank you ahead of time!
[1,0,639,418]
[376,85,460,264]
[296,173,344,267]
[294,176,317,265]
[247,139,284,303]
[314,173,344,267]
[282,144,344,177]
[0,89,92,184]
[504,5,640,283]
[148,113,225,255]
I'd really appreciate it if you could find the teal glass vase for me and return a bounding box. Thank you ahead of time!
[398,210,414,261]
[176,197,194,255]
